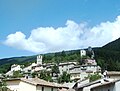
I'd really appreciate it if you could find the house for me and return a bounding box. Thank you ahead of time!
[6,64,22,76]
[76,78,120,91]
[72,79,90,90]
[10,64,22,72]
[6,78,68,91]
[69,65,101,81]
[69,66,81,81]
[59,62,77,74]
[84,59,97,65]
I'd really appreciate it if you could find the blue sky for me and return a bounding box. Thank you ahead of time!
[1,0,120,58]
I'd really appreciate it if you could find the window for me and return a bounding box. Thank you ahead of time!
[42,87,44,91]
[51,88,53,91]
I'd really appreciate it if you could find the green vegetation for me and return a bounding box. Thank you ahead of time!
[12,70,23,78]
[52,64,60,75]
[0,80,7,91]
[31,72,38,78]
[39,71,53,82]
[89,74,101,82]
[94,48,120,71]
[32,71,53,82]
[58,71,70,83]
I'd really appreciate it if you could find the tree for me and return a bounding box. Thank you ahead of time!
[61,51,66,61]
[31,72,38,78]
[97,59,106,72]
[38,70,53,82]
[51,65,60,76]
[54,53,61,65]
[0,80,7,91]
[12,70,23,78]
[89,74,101,82]
[58,71,70,83]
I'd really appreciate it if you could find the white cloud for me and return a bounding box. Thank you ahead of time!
[4,16,120,53]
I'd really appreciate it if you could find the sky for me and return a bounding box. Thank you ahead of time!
[1,0,120,59]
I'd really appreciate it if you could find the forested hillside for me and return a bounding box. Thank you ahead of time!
[1,38,120,73]
[95,38,120,71]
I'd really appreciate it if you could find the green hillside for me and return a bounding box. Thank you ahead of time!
[102,38,120,51]
[94,38,120,71]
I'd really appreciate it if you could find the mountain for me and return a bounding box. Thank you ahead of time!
[96,38,120,61]
[102,38,120,51]
[1,38,120,73]
[94,38,120,71]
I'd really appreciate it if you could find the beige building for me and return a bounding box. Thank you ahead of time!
[6,78,68,91]
[59,62,77,74]
[69,65,101,81]
[69,66,81,80]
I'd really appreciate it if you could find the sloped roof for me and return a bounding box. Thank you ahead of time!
[77,78,120,90]
[6,78,68,88]
[21,78,58,87]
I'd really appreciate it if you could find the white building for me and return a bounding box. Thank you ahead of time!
[22,65,32,73]
[80,50,86,57]
[37,55,42,65]
[6,64,22,76]
[76,78,120,91]
[23,55,43,73]
[11,64,22,71]
[6,78,68,91]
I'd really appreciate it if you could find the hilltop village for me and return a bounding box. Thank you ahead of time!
[6,47,101,81]
[1,47,120,91]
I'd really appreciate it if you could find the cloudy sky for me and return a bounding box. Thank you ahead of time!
[1,0,120,58]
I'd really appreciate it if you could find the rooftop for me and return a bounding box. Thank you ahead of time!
[6,78,69,88]
[77,78,120,90]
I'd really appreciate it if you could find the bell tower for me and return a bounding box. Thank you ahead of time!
[80,50,86,57]
[37,55,42,65]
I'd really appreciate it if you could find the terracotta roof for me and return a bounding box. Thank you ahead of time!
[6,78,68,88]
[21,78,59,87]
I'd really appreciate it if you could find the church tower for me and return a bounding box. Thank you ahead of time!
[37,55,42,65]
[80,50,86,57]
